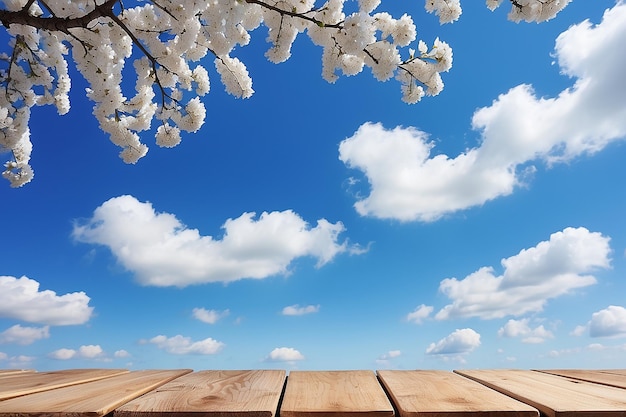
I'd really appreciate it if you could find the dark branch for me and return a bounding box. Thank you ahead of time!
[0,0,118,32]
[244,0,343,29]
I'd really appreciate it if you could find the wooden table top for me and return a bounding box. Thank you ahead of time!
[0,369,191,417]
[0,369,624,417]
[455,369,626,417]
[378,370,539,417]
[280,370,394,417]
[115,370,286,417]
[0,368,129,400]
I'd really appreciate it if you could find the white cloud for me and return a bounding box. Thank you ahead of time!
[406,304,433,324]
[376,350,402,366]
[0,276,93,325]
[497,319,554,344]
[377,350,401,361]
[0,325,50,345]
[0,352,7,361]
[588,305,626,338]
[49,348,77,360]
[266,347,305,362]
[339,3,626,222]
[6,355,35,368]
[192,308,230,324]
[148,335,224,355]
[282,304,320,316]
[571,325,587,337]
[435,227,610,320]
[114,349,131,358]
[73,195,361,287]
[79,344,104,358]
[426,328,481,355]
[48,345,104,360]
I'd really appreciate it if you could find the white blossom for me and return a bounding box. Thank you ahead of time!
[0,0,572,186]
[156,123,182,148]
[425,0,462,24]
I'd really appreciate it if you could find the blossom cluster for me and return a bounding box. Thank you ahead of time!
[0,0,570,186]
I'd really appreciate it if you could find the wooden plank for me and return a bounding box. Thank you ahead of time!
[0,368,129,400]
[378,370,538,417]
[115,370,286,417]
[597,370,626,376]
[280,370,394,417]
[0,370,35,377]
[455,369,626,417]
[536,370,626,390]
[0,369,191,417]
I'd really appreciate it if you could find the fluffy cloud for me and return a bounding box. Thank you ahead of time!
[282,304,320,316]
[589,306,626,337]
[266,347,305,362]
[339,3,626,222]
[147,335,224,355]
[497,319,554,344]
[0,325,50,345]
[73,195,361,287]
[376,350,401,366]
[575,306,626,338]
[49,344,104,360]
[426,328,481,355]
[0,276,93,325]
[436,227,610,320]
[114,349,131,358]
[406,304,433,324]
[192,308,230,324]
[4,355,35,368]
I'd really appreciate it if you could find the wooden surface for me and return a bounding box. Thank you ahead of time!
[536,370,626,390]
[596,369,626,376]
[0,370,34,377]
[0,368,129,400]
[280,371,394,417]
[378,370,538,417]
[115,370,286,417]
[455,370,626,417]
[0,369,191,417]
[1,368,625,417]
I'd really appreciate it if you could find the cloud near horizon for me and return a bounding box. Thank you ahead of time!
[426,328,481,355]
[573,305,626,338]
[339,2,626,222]
[146,335,224,355]
[435,227,611,320]
[266,347,305,362]
[49,344,104,360]
[0,276,93,325]
[497,319,554,344]
[73,195,363,287]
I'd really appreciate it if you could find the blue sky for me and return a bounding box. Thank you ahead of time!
[1,0,626,371]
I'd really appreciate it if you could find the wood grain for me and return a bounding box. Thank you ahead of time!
[115,370,286,417]
[280,371,394,417]
[0,369,129,400]
[0,370,34,377]
[597,370,626,376]
[0,369,191,417]
[535,370,626,390]
[455,369,626,417]
[378,370,538,417]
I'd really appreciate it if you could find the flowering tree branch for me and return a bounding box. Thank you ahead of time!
[0,0,571,187]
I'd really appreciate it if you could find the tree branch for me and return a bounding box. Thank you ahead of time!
[0,0,118,32]
[244,0,343,29]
